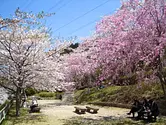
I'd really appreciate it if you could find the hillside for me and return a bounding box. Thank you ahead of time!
[74,82,166,115]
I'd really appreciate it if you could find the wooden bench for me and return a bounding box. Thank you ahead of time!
[86,106,99,113]
[74,106,86,114]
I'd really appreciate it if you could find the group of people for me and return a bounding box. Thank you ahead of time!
[127,98,159,121]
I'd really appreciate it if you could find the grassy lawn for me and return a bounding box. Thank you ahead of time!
[63,116,166,125]
[2,103,47,125]
[2,99,166,125]
[1,83,166,125]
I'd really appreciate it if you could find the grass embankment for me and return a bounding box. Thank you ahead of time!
[74,83,166,115]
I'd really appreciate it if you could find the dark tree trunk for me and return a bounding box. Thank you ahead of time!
[16,87,21,116]
[156,55,166,98]
[158,74,166,98]
[161,83,166,98]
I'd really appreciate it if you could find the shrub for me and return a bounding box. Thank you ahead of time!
[25,87,38,96]
[37,92,55,97]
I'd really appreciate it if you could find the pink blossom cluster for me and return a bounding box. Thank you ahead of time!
[67,0,166,87]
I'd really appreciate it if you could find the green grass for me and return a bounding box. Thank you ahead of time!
[34,91,63,100]
[36,91,55,97]
[74,83,164,104]
[74,86,122,104]
[1,102,46,125]
[63,116,166,125]
[74,83,166,115]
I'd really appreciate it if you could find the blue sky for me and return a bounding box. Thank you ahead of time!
[0,0,121,41]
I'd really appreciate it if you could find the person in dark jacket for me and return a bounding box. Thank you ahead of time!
[137,98,150,119]
[148,99,159,121]
[59,94,62,100]
[127,99,142,118]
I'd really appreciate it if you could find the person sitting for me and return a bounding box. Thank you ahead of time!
[59,94,62,100]
[137,98,150,119]
[148,99,159,121]
[127,99,142,118]
[30,96,38,111]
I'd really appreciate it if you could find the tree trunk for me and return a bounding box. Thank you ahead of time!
[16,87,21,116]
[160,80,166,99]
[161,82,166,98]
[157,55,166,98]
[21,89,27,107]
[157,73,166,98]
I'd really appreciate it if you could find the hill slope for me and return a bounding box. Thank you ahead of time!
[74,83,166,115]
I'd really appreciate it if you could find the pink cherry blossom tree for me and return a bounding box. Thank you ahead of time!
[67,0,166,97]
[94,0,166,95]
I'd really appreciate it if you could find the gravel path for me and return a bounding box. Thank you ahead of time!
[37,100,130,125]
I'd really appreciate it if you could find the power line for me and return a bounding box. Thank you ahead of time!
[22,0,34,11]
[68,18,99,36]
[47,0,64,12]
[0,0,5,8]
[52,0,112,33]
[68,11,116,36]
[54,0,73,13]
[47,0,74,27]
[19,0,28,10]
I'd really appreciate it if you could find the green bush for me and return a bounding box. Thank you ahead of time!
[37,92,55,97]
[25,87,38,96]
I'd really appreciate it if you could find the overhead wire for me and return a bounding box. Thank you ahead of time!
[18,0,113,40]
[0,0,5,8]
[47,0,74,27]
[52,0,112,33]
[47,0,64,12]
[68,18,99,36]
[22,0,34,11]
[68,11,116,36]
[53,0,73,13]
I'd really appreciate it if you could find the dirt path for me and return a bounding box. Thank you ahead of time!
[36,100,130,125]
